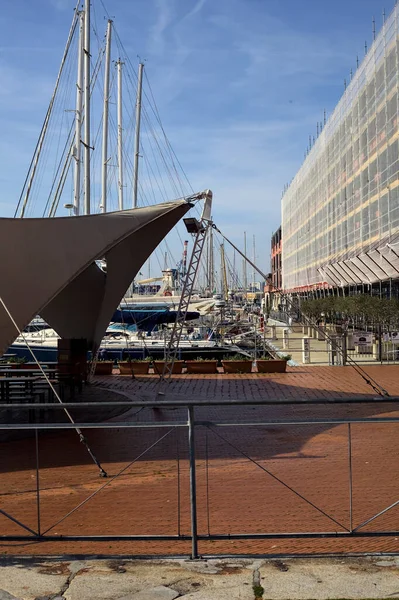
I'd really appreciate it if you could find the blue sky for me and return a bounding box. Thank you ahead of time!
[0,0,390,271]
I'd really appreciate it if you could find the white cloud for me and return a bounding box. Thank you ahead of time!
[148,0,176,57]
[178,0,207,23]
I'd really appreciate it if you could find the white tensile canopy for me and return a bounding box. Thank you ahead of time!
[0,200,192,355]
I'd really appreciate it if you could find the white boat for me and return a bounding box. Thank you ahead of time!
[11,324,238,362]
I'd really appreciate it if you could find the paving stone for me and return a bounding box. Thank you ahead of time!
[65,574,140,600]
[259,558,399,599]
[0,590,21,600]
[0,565,69,600]
[4,558,399,600]
[119,586,179,600]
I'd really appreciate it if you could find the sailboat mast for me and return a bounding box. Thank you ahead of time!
[253,234,256,291]
[83,0,91,215]
[100,19,112,213]
[116,59,124,210]
[243,231,248,299]
[73,10,84,216]
[208,225,214,292]
[233,249,236,292]
[133,62,144,208]
[220,243,228,301]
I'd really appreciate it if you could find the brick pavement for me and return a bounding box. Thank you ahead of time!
[97,364,399,401]
[1,365,399,557]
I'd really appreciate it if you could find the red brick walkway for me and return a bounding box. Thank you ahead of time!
[1,365,399,557]
[96,364,399,401]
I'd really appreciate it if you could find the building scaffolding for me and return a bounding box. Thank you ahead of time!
[282,4,399,291]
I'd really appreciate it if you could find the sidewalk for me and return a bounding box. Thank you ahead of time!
[266,325,333,366]
[1,556,399,599]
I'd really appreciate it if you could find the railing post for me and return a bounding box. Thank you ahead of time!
[341,334,347,366]
[302,337,311,364]
[35,428,41,536]
[378,324,382,363]
[188,406,198,558]
[348,423,353,532]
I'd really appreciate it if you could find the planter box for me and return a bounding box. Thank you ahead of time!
[256,359,287,373]
[153,361,184,375]
[95,361,114,375]
[119,362,150,375]
[185,360,218,374]
[222,360,253,374]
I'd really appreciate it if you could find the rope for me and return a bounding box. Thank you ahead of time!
[0,296,108,477]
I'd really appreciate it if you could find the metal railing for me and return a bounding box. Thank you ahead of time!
[262,322,399,365]
[1,397,399,558]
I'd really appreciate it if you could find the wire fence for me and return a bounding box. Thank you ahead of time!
[1,397,399,558]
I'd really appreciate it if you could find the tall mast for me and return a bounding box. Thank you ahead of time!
[208,224,214,292]
[253,234,256,291]
[83,0,91,215]
[116,59,124,210]
[220,243,228,301]
[243,231,248,298]
[73,10,84,216]
[233,249,236,291]
[100,19,112,213]
[205,232,209,290]
[133,62,144,208]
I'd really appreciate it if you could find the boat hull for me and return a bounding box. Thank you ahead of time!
[8,342,241,362]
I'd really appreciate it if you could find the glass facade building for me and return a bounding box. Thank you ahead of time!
[282,5,399,291]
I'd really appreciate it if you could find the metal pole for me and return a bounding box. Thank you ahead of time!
[35,429,41,536]
[188,406,198,559]
[205,428,211,536]
[73,10,84,215]
[342,333,347,366]
[133,62,144,208]
[348,423,353,532]
[100,19,112,213]
[210,224,214,292]
[176,431,181,537]
[116,59,124,210]
[244,231,247,301]
[205,229,210,290]
[83,0,91,215]
[253,234,256,292]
